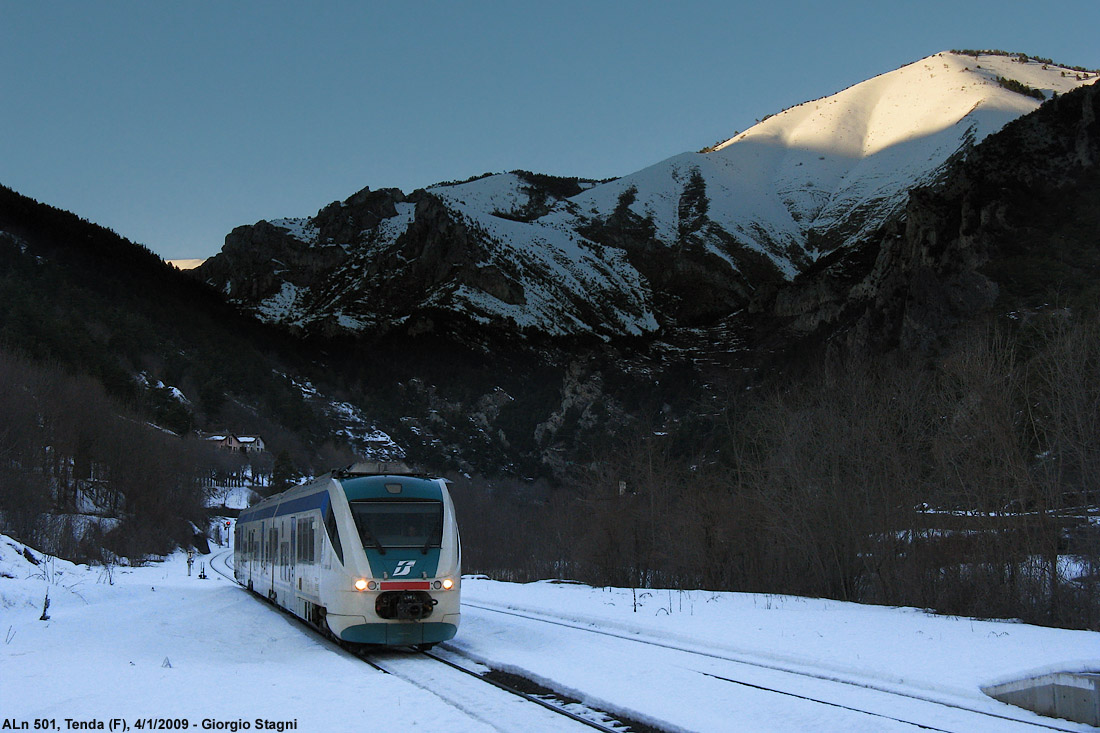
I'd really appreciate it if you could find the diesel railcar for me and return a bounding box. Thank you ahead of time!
[234,462,460,648]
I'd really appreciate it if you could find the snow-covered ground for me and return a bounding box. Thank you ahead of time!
[0,536,473,731]
[205,485,258,511]
[454,582,1100,731]
[2,533,1097,732]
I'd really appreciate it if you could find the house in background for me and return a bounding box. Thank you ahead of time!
[204,433,266,454]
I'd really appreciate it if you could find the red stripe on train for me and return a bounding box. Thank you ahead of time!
[379,581,430,591]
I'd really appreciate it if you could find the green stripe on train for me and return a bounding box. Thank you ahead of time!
[339,621,457,645]
[340,475,443,501]
[365,547,441,579]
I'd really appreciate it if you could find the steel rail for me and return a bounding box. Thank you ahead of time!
[416,649,630,733]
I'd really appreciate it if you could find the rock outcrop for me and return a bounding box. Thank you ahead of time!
[754,81,1100,355]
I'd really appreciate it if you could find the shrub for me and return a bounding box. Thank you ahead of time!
[997,76,1046,100]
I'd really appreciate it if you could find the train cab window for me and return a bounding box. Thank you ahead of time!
[323,506,344,565]
[349,501,443,553]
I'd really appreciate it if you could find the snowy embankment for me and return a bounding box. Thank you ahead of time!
[0,536,467,731]
[2,533,1098,731]
[457,580,1100,731]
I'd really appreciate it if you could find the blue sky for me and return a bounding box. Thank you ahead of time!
[2,1,1098,260]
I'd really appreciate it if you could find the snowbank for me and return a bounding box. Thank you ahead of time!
[0,535,486,731]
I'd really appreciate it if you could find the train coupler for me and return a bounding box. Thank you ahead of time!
[375,590,438,620]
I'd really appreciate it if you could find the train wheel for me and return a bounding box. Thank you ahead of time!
[415,643,436,651]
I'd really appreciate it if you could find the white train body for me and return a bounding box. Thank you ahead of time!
[234,464,460,647]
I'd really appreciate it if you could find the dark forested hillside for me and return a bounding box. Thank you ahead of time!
[0,186,376,558]
[0,185,343,452]
[455,81,1100,629]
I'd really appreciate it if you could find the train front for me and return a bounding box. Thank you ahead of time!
[325,473,461,647]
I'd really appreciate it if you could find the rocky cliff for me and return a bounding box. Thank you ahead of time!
[190,57,1100,478]
[199,54,1096,349]
[755,80,1100,354]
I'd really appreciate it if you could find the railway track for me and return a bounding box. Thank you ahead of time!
[208,550,639,731]
[460,600,1088,733]
[357,648,644,732]
[210,551,1088,732]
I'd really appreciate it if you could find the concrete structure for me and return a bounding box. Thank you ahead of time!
[983,672,1100,727]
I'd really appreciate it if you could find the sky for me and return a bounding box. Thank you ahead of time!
[2,1,1098,261]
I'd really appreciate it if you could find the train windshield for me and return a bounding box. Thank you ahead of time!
[349,501,443,552]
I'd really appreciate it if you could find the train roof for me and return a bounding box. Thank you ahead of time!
[339,474,444,501]
[238,462,445,523]
[332,461,431,479]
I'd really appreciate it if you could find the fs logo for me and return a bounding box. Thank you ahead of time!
[392,560,416,577]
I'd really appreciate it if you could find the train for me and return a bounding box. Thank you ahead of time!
[233,461,460,648]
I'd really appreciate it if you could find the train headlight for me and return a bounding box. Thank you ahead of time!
[367,580,378,591]
[354,578,369,591]
[441,578,455,591]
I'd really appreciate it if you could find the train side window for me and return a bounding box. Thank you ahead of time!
[296,517,317,564]
[324,506,343,565]
[309,518,317,563]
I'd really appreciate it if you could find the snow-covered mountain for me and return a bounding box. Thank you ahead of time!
[197,52,1097,340]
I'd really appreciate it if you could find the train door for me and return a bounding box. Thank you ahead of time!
[268,526,277,591]
[295,515,317,599]
[248,528,256,583]
[289,515,297,600]
[277,518,288,586]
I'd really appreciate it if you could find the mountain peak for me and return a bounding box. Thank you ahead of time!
[198,51,1097,341]
[715,51,1094,156]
